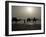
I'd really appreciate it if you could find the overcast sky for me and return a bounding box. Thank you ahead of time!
[12,6,41,19]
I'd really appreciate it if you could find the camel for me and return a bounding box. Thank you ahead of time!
[12,17,21,23]
[32,17,39,23]
[27,18,31,22]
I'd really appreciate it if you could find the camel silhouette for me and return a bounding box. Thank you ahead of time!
[27,17,39,23]
[27,18,31,22]
[12,17,39,23]
[12,17,21,23]
[32,17,38,23]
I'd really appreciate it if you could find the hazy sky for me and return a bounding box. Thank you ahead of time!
[12,6,41,19]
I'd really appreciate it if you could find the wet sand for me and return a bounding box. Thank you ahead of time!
[12,23,41,31]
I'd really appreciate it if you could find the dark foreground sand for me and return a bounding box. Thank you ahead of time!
[12,23,41,31]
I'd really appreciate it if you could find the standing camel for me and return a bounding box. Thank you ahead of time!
[32,17,38,23]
